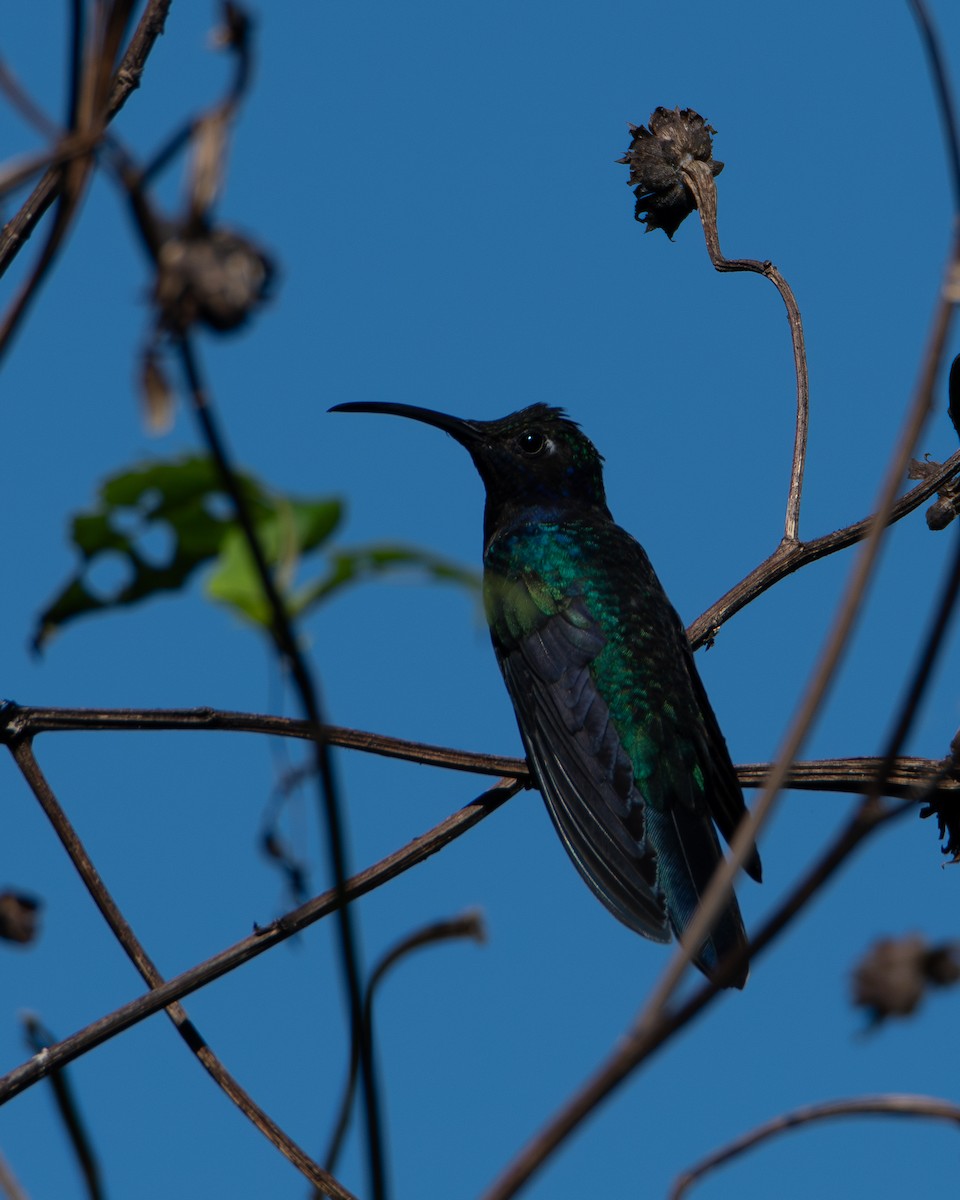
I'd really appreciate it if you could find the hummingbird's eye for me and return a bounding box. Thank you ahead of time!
[519,431,547,457]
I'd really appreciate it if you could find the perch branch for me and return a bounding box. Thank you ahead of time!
[0,700,528,776]
[1,703,956,801]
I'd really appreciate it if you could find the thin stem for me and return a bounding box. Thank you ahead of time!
[321,913,486,1181]
[682,159,809,543]
[910,0,960,210]
[173,335,388,1200]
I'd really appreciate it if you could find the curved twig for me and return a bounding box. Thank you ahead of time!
[670,1093,960,1199]
[682,158,808,544]
[910,0,960,209]
[321,913,486,1182]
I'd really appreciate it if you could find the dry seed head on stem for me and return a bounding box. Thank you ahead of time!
[618,107,723,237]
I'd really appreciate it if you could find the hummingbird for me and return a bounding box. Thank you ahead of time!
[330,402,761,987]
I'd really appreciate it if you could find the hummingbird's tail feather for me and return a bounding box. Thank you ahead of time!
[645,803,751,988]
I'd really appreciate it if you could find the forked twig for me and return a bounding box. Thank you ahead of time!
[8,739,357,1200]
[687,444,960,650]
[0,778,521,1107]
[0,0,172,274]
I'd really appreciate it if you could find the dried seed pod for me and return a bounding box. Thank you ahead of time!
[852,934,960,1025]
[155,225,274,333]
[0,891,42,945]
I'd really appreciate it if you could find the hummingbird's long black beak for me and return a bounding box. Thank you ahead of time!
[329,401,484,451]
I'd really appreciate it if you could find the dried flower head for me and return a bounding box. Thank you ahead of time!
[618,106,723,237]
[154,225,274,334]
[852,934,960,1026]
[918,730,960,854]
[0,891,42,945]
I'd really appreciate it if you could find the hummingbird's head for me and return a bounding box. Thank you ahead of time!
[330,401,610,532]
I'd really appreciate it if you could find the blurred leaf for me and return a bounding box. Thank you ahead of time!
[34,455,477,648]
[140,349,175,434]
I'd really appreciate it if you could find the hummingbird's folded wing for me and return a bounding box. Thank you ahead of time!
[497,598,671,943]
[495,588,752,984]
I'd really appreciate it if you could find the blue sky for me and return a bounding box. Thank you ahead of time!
[2,2,960,1197]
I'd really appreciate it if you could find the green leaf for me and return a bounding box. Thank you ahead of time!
[34,455,477,649]
[34,456,344,650]
[204,526,272,626]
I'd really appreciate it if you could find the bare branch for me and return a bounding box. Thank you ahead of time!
[0,778,520,1108]
[687,446,960,650]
